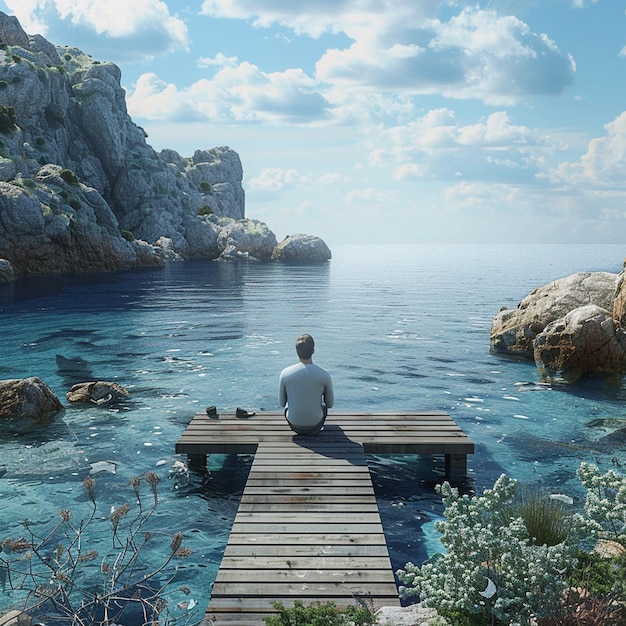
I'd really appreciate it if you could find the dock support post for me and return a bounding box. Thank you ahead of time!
[445,453,467,479]
[187,454,207,470]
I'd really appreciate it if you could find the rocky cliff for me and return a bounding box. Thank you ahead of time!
[0,12,330,280]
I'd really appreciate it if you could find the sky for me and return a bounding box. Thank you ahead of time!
[1,1,626,246]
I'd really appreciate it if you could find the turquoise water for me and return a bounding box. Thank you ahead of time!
[1,244,625,614]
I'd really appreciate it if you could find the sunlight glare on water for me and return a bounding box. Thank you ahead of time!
[0,243,625,610]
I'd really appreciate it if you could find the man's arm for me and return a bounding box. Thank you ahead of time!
[278,372,287,407]
[323,373,334,408]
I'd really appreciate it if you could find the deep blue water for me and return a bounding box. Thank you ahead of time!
[1,244,625,614]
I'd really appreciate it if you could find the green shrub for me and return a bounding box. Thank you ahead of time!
[69,197,81,210]
[120,229,135,242]
[197,205,213,216]
[11,54,20,63]
[0,104,17,133]
[0,80,7,89]
[64,53,72,61]
[199,181,212,192]
[60,168,79,185]
[398,475,576,625]
[35,137,45,147]
[498,487,572,547]
[568,549,626,597]
[263,600,374,626]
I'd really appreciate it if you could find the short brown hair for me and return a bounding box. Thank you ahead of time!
[295,334,315,359]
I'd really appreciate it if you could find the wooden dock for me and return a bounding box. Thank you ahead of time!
[175,411,474,624]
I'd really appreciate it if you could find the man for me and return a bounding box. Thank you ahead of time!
[278,334,334,435]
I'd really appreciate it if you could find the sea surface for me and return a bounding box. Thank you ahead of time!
[1,244,626,615]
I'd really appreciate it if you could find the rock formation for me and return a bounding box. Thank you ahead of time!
[0,377,63,428]
[0,12,329,281]
[534,304,626,382]
[271,234,332,263]
[491,267,626,383]
[66,381,130,405]
[490,272,618,359]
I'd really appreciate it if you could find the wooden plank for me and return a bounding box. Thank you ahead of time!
[234,512,383,523]
[223,543,392,557]
[225,533,387,545]
[218,556,394,569]
[205,439,399,624]
[237,503,381,513]
[211,582,398,597]
[174,411,474,624]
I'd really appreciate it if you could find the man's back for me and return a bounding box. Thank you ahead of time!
[279,361,334,429]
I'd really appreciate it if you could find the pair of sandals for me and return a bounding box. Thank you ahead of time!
[205,405,256,419]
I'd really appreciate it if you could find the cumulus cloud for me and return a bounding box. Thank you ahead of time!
[367,109,556,184]
[197,52,239,68]
[4,0,188,61]
[201,1,574,105]
[551,111,626,188]
[317,8,575,105]
[127,61,333,124]
[246,167,306,201]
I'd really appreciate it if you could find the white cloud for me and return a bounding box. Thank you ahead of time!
[200,2,575,105]
[367,109,551,184]
[4,0,188,60]
[345,187,394,203]
[246,167,306,202]
[317,172,345,184]
[316,8,575,105]
[197,52,239,68]
[127,61,333,124]
[552,111,626,188]
[248,167,303,191]
[200,0,428,38]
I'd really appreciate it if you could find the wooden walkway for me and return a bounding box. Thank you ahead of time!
[175,411,474,624]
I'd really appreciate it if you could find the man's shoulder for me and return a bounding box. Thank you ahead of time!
[310,363,332,377]
[280,362,303,377]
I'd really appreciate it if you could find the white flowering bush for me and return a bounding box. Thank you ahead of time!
[576,462,626,545]
[397,475,576,626]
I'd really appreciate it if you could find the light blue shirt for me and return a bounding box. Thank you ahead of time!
[278,362,334,429]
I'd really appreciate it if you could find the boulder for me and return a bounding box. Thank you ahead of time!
[0,258,14,282]
[490,271,619,359]
[66,381,130,405]
[534,304,626,382]
[612,263,626,326]
[271,234,332,264]
[216,218,278,261]
[0,377,62,426]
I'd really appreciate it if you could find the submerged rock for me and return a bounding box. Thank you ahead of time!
[0,377,63,426]
[271,234,332,263]
[66,381,130,405]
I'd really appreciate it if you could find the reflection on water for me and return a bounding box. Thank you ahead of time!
[1,245,626,613]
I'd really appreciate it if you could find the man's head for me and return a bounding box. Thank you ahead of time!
[295,334,315,360]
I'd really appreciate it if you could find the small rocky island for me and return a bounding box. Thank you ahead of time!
[0,12,330,283]
[490,263,626,383]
